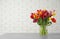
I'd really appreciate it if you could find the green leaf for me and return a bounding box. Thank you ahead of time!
[37,18,42,25]
[44,18,49,25]
[42,20,45,25]
[47,22,52,26]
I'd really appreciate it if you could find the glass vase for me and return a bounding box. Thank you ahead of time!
[39,25,48,36]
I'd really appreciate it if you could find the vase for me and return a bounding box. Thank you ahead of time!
[39,25,48,36]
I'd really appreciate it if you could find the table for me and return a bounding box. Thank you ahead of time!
[0,33,60,39]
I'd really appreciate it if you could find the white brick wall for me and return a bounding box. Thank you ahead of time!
[0,0,60,35]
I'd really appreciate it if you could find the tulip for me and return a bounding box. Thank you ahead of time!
[51,18,56,23]
[30,13,34,19]
[33,19,38,23]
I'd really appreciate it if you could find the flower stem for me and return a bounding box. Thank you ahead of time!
[39,25,47,36]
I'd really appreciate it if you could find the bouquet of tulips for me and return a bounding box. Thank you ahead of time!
[30,9,56,35]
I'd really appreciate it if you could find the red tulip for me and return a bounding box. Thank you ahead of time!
[33,19,38,23]
[51,18,56,23]
[41,10,49,19]
[30,13,34,19]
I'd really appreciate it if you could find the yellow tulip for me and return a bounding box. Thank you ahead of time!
[43,8,46,11]
[52,12,56,16]
[49,17,51,20]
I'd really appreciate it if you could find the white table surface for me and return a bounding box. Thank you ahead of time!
[0,33,60,39]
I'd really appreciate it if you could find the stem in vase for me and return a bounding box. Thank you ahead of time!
[39,25,48,36]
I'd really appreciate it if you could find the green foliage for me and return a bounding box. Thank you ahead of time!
[37,18,42,25]
[47,22,52,26]
[37,17,52,26]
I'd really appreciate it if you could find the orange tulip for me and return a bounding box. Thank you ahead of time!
[37,10,42,15]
